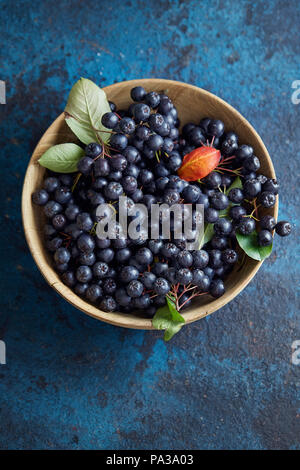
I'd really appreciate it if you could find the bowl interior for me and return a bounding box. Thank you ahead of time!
[22,79,277,329]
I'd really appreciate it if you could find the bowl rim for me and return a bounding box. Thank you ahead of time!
[22,78,278,330]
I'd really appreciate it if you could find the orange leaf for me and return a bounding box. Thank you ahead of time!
[178,146,221,181]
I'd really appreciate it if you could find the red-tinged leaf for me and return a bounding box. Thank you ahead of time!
[178,145,221,181]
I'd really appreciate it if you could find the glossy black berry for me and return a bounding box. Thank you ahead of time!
[121,176,137,195]
[74,283,89,296]
[65,204,80,221]
[77,157,94,175]
[147,134,164,151]
[134,294,151,310]
[205,207,219,223]
[130,86,146,102]
[229,205,247,221]
[148,239,163,255]
[262,178,279,195]
[221,132,238,156]
[85,142,102,158]
[96,238,111,249]
[259,191,276,208]
[54,187,72,204]
[126,280,144,298]
[197,193,209,210]
[103,278,117,295]
[210,192,229,210]
[110,133,128,151]
[163,189,180,205]
[93,261,109,278]
[177,268,193,285]
[123,146,140,163]
[260,215,276,231]
[44,201,63,218]
[228,188,244,203]
[76,212,93,232]
[101,112,119,129]
[153,277,170,295]
[192,250,209,269]
[119,117,135,135]
[156,176,169,192]
[210,236,228,250]
[86,284,103,303]
[222,249,238,264]
[238,217,256,235]
[100,296,117,312]
[94,158,110,177]
[182,184,201,203]
[209,250,223,268]
[235,145,253,160]
[243,155,260,172]
[108,101,116,112]
[104,182,123,200]
[210,279,225,298]
[207,119,224,138]
[141,272,156,289]
[120,265,139,283]
[76,265,92,283]
[46,237,63,252]
[177,250,193,268]
[92,177,108,191]
[115,247,131,263]
[257,230,273,246]
[166,153,182,172]
[133,103,151,121]
[182,122,195,138]
[52,213,67,230]
[43,177,60,193]
[203,172,222,189]
[139,169,154,186]
[109,155,127,172]
[135,247,153,266]
[158,97,173,115]
[145,91,160,108]
[214,218,232,236]
[97,248,114,263]
[79,251,96,266]
[275,221,291,237]
[32,189,49,205]
[188,127,205,146]
[54,247,70,265]
[148,113,164,131]
[161,242,179,259]
[115,288,131,307]
[61,271,76,287]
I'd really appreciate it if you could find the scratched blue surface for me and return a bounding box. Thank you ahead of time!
[0,0,299,450]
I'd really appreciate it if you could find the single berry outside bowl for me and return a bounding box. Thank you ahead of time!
[21,79,278,330]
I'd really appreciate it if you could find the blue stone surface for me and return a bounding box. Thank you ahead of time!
[0,0,299,450]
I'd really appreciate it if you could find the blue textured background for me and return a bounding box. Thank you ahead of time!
[0,0,299,450]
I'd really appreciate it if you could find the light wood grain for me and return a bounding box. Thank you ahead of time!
[22,79,278,330]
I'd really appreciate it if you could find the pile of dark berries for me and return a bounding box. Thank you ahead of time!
[32,85,291,316]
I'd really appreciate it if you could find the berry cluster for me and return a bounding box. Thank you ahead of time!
[32,85,291,316]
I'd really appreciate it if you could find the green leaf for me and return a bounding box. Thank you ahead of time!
[152,297,185,341]
[236,230,273,261]
[65,114,97,146]
[64,78,111,145]
[225,176,243,195]
[38,143,84,173]
[198,222,215,249]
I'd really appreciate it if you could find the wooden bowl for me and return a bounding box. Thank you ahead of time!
[22,79,278,330]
